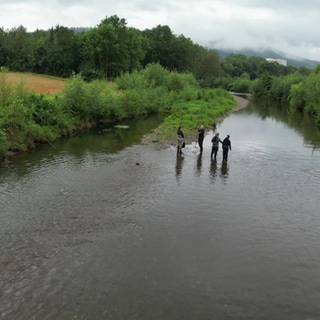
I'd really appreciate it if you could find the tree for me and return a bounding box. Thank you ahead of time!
[220,54,249,78]
[194,50,220,81]
[44,25,78,77]
[142,25,176,69]
[0,28,6,67]
[2,26,35,72]
[78,15,146,79]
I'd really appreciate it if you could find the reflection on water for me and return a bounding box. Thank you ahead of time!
[1,105,320,320]
[210,158,218,183]
[251,100,320,148]
[220,160,229,178]
[175,154,184,178]
[196,153,202,175]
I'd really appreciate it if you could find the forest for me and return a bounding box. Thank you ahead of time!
[1,14,320,158]
[0,15,312,84]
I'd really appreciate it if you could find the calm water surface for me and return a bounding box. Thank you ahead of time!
[1,106,320,320]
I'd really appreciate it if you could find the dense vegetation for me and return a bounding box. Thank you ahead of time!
[1,14,320,158]
[0,15,313,84]
[0,64,234,157]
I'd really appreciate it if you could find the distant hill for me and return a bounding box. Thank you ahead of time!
[216,48,319,69]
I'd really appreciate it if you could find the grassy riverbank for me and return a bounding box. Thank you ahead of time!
[0,66,245,158]
[142,95,250,147]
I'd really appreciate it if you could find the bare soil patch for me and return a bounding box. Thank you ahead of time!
[4,72,66,94]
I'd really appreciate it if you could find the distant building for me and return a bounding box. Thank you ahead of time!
[265,58,287,66]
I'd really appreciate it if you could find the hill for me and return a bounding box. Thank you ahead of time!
[217,48,320,69]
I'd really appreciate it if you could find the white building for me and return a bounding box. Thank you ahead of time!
[265,58,287,66]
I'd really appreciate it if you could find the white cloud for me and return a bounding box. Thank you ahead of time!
[0,0,320,61]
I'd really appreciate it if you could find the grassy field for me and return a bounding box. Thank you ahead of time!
[4,72,66,94]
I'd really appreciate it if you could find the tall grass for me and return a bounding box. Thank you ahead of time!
[0,65,235,157]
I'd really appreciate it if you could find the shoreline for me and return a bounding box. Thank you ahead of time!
[1,96,250,160]
[142,95,250,148]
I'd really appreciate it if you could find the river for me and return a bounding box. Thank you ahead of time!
[1,105,320,320]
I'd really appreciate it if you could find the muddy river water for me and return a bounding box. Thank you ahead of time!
[1,105,320,320]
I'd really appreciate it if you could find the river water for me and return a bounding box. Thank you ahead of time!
[1,105,320,320]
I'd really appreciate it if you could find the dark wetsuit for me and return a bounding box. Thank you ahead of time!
[211,135,222,159]
[222,137,232,161]
[177,128,184,155]
[198,127,205,153]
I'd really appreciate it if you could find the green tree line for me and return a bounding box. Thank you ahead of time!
[0,15,313,85]
[250,64,320,126]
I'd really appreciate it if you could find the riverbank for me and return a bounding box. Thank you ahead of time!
[0,95,249,161]
[142,95,250,148]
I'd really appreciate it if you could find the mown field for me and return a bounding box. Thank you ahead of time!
[4,72,66,94]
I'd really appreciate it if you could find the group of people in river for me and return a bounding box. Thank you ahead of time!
[177,125,232,161]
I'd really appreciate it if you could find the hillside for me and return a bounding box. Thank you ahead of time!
[217,48,320,69]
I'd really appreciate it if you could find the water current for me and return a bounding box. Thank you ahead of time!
[1,105,320,320]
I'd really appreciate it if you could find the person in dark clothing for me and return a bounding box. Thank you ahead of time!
[197,125,205,153]
[177,126,185,156]
[222,135,232,161]
[211,132,222,159]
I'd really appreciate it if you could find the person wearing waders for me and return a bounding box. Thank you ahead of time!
[211,132,222,159]
[222,135,232,161]
[197,125,205,153]
[177,126,185,156]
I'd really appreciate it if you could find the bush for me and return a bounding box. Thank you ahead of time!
[0,129,8,156]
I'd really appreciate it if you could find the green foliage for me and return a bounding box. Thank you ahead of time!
[250,74,273,99]
[167,72,185,92]
[269,73,305,105]
[144,86,169,112]
[289,83,305,112]
[117,89,146,117]
[0,128,8,156]
[60,75,92,122]
[1,97,34,150]
[251,66,320,127]
[302,73,320,119]
[0,72,13,106]
[156,88,235,137]
[228,77,252,93]
[116,70,149,90]
[142,63,170,87]
[1,65,237,157]
[194,51,220,80]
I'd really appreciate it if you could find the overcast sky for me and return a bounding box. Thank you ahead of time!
[1,0,320,61]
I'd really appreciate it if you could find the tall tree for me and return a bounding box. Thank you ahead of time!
[194,50,221,80]
[2,26,35,72]
[0,28,6,67]
[142,25,176,70]
[78,15,146,79]
[44,25,77,77]
[220,54,249,78]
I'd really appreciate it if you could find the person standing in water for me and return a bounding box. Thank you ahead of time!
[222,135,232,161]
[197,125,205,153]
[211,132,222,159]
[177,126,185,156]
